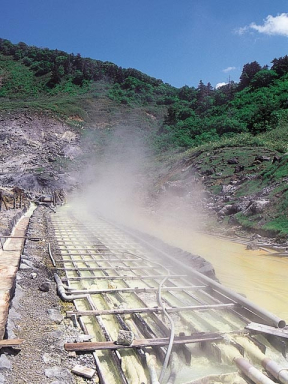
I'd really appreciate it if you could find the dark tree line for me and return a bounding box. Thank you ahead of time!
[0,38,163,88]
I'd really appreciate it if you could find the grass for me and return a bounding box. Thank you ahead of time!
[263,216,288,236]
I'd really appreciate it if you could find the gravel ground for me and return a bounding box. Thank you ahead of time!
[0,206,99,384]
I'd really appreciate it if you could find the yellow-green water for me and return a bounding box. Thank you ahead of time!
[132,216,288,322]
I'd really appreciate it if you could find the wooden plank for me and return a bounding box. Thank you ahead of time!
[0,339,25,347]
[66,303,235,317]
[71,364,96,379]
[65,333,224,352]
[246,322,288,339]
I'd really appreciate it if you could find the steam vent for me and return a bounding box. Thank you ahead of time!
[1,192,288,384]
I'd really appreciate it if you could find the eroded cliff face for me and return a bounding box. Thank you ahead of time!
[0,110,82,191]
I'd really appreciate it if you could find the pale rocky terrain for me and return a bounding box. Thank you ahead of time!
[0,110,82,192]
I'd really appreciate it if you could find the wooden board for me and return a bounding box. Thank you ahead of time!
[0,212,34,340]
[0,339,24,347]
[246,322,288,339]
[71,364,96,379]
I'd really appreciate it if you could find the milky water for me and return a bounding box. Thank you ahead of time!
[135,218,288,322]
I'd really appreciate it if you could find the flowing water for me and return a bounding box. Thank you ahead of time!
[125,215,288,322]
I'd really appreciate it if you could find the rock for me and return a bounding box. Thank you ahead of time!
[218,204,241,216]
[48,330,64,339]
[227,157,239,164]
[272,156,281,163]
[244,200,269,215]
[30,272,37,279]
[19,263,31,270]
[42,353,61,365]
[21,259,35,269]
[39,282,51,292]
[246,241,258,250]
[116,330,134,346]
[45,366,73,381]
[234,165,244,173]
[222,184,234,194]
[0,373,4,383]
[203,168,214,176]
[255,155,271,162]
[47,309,63,324]
[0,355,12,370]
[77,334,93,342]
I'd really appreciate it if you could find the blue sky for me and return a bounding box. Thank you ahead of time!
[1,0,288,88]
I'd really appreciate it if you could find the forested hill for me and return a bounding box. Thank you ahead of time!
[1,38,288,236]
[1,38,288,154]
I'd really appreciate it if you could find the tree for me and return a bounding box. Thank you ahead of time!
[250,69,278,88]
[271,56,288,77]
[238,61,262,89]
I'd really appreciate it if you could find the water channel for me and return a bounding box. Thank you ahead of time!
[121,213,288,323]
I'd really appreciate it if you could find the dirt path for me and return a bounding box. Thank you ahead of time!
[0,207,97,384]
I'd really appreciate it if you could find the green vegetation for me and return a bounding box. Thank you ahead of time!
[1,38,288,235]
[1,38,288,154]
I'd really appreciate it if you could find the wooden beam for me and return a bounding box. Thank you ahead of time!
[66,303,235,317]
[0,339,25,348]
[246,322,288,339]
[65,333,224,352]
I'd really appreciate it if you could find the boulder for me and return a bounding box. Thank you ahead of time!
[227,157,239,164]
[218,204,241,216]
[47,308,63,324]
[234,165,244,173]
[246,241,258,250]
[203,168,214,176]
[272,156,281,163]
[255,155,271,162]
[244,200,269,215]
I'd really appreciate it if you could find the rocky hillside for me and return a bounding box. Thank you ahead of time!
[156,143,288,238]
[0,110,81,190]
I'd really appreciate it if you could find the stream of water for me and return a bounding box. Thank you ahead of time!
[128,215,288,322]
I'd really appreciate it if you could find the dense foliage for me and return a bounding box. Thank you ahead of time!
[1,38,288,153]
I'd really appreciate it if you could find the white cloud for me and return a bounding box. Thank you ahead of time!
[236,26,248,35]
[237,13,288,37]
[215,82,227,89]
[223,66,236,73]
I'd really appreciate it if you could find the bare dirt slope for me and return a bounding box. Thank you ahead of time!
[0,110,82,191]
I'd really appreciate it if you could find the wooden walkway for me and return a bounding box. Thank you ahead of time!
[0,207,34,339]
